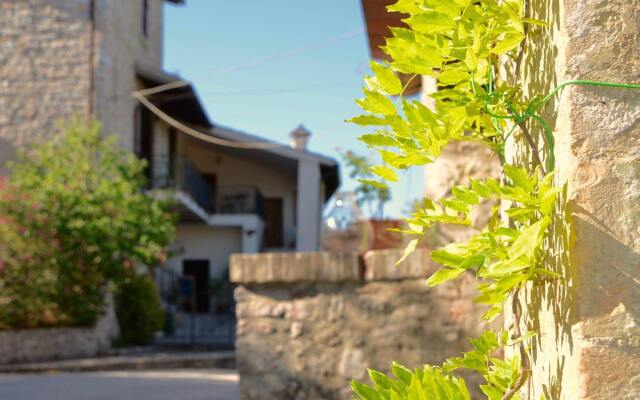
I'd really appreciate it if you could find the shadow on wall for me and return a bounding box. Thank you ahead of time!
[508,0,568,398]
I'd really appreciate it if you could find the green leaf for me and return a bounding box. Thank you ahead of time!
[348,115,389,126]
[504,164,534,192]
[431,247,465,268]
[507,217,549,261]
[352,381,383,400]
[540,186,562,215]
[391,362,413,386]
[491,32,524,54]
[357,89,397,115]
[438,69,470,86]
[369,369,394,389]
[426,268,466,286]
[371,62,403,95]
[484,257,530,277]
[409,12,456,33]
[371,165,399,182]
[396,238,418,266]
[360,133,398,147]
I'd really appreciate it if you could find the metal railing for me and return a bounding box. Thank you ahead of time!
[154,268,236,348]
[216,185,264,216]
[143,153,264,217]
[144,154,214,213]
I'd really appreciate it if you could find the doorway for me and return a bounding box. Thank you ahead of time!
[263,197,284,248]
[182,259,210,313]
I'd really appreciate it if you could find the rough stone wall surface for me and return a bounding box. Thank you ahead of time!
[0,294,119,365]
[232,249,496,400]
[0,0,93,174]
[504,0,640,398]
[0,0,166,174]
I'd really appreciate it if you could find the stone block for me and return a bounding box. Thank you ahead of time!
[363,248,435,281]
[230,252,361,284]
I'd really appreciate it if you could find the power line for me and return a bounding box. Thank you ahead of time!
[197,28,363,77]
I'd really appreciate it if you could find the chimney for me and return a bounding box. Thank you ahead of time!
[290,125,311,151]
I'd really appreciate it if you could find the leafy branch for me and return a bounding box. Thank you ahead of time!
[349,0,558,398]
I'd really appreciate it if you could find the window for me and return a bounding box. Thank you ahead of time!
[142,0,149,37]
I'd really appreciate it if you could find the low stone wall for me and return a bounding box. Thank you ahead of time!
[0,295,119,365]
[231,249,495,400]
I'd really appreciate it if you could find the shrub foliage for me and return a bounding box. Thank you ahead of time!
[114,273,164,346]
[0,120,175,329]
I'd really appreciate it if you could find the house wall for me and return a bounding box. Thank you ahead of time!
[93,0,165,149]
[167,224,242,280]
[184,139,298,250]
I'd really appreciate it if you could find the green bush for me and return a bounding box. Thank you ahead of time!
[0,120,175,329]
[114,273,164,346]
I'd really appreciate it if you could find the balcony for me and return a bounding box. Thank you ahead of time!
[216,186,264,216]
[145,154,264,218]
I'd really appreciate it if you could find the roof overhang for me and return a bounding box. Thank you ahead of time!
[360,0,421,96]
[135,63,212,128]
[195,125,340,201]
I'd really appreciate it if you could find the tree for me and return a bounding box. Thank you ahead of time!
[340,150,391,219]
[0,120,176,329]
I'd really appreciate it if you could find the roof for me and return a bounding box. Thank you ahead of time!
[135,63,212,128]
[360,0,421,95]
[134,64,340,201]
[206,125,340,201]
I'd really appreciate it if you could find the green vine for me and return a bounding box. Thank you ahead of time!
[348,0,640,399]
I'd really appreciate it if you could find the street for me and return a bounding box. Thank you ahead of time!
[0,369,239,400]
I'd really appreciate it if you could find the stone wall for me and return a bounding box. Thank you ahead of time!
[231,250,496,400]
[0,0,93,174]
[0,0,167,173]
[0,295,119,365]
[504,0,640,398]
[93,0,166,150]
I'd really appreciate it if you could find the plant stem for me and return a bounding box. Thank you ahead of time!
[502,288,531,400]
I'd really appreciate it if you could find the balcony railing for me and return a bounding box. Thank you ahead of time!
[216,185,264,216]
[146,154,214,213]
[144,154,264,217]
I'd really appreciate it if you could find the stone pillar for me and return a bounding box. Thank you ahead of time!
[296,160,321,252]
[507,1,640,398]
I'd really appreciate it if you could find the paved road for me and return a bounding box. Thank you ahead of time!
[0,369,239,400]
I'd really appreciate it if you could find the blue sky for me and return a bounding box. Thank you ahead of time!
[163,0,423,218]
